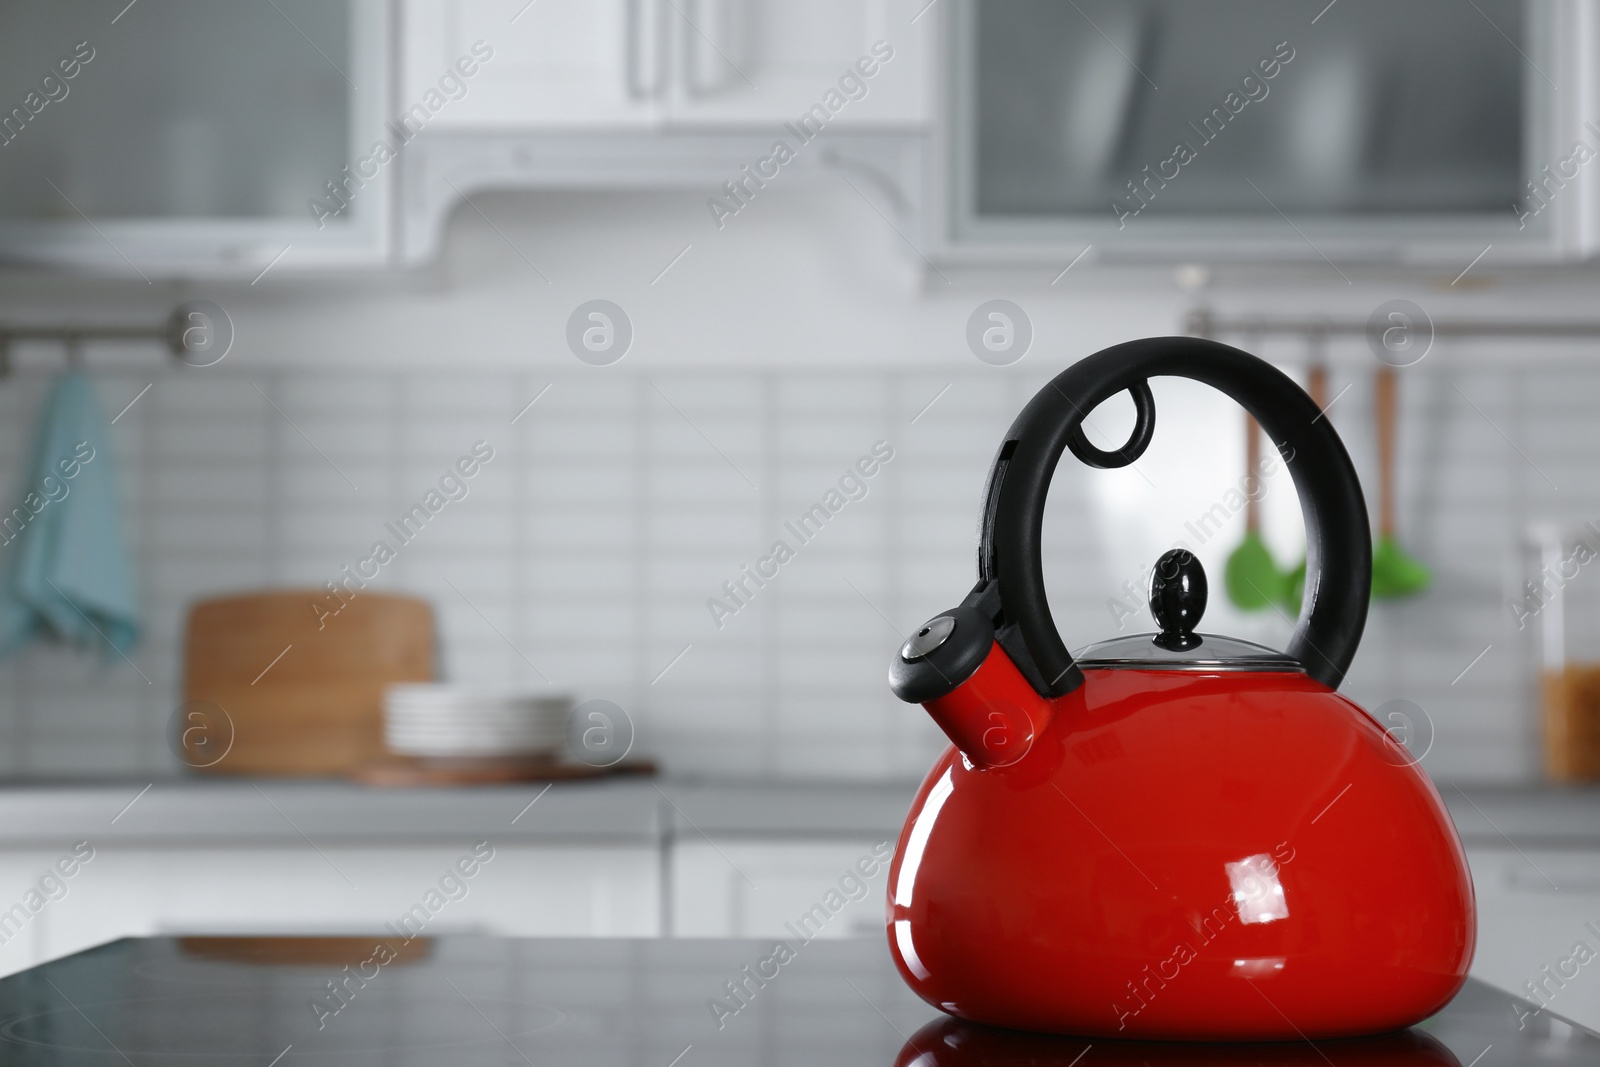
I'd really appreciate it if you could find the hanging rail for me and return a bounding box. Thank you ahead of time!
[0,304,217,376]
[1187,307,1600,340]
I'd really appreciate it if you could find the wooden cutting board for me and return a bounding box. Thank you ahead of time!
[182,590,435,776]
[351,756,657,786]
[178,936,433,966]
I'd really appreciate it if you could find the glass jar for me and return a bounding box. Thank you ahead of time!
[1521,522,1600,781]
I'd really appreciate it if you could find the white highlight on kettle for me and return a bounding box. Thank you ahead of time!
[895,921,929,981]
[894,767,954,908]
[1232,957,1286,976]
[1226,853,1288,925]
[891,768,952,981]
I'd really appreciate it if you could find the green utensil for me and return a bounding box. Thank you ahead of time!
[1285,534,1431,610]
[1369,365,1430,599]
[1223,414,1286,610]
[1226,529,1285,609]
[1372,533,1431,599]
[1284,557,1307,614]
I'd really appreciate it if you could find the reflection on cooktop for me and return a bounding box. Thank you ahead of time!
[896,1016,1460,1066]
[0,936,1590,1066]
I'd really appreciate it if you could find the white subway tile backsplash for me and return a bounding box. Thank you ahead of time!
[151,465,270,504]
[645,461,760,501]
[528,392,629,424]
[436,643,524,687]
[272,553,349,587]
[401,422,507,461]
[647,700,760,739]
[652,734,778,776]
[275,374,397,413]
[278,508,390,552]
[274,478,387,522]
[774,737,893,779]
[150,509,272,553]
[400,508,517,551]
[776,646,894,689]
[527,562,636,597]
[778,377,891,412]
[525,509,634,550]
[778,420,893,456]
[648,643,761,690]
[526,421,638,461]
[400,375,524,413]
[148,553,271,590]
[526,602,633,639]
[274,416,396,460]
[400,554,517,599]
[540,649,633,686]
[648,513,762,553]
[0,362,1574,781]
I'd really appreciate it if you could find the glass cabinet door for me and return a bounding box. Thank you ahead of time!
[0,0,389,273]
[951,0,1567,259]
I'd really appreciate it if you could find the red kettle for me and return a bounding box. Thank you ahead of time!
[886,338,1474,1040]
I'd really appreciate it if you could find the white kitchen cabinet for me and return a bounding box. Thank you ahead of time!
[0,845,659,979]
[400,0,666,129]
[0,849,62,975]
[940,0,1593,264]
[671,839,893,939]
[1466,847,1600,1034]
[0,0,394,275]
[0,837,892,976]
[664,0,929,127]
[400,0,930,131]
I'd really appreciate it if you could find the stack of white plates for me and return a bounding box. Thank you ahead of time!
[383,685,572,759]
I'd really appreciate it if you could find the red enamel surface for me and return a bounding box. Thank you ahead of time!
[923,642,1055,768]
[887,664,1475,1040]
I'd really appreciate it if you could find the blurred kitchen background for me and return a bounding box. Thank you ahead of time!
[0,0,1598,1025]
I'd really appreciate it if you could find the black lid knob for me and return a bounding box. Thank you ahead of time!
[1149,550,1206,651]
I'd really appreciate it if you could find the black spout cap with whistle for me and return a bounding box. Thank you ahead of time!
[889,604,994,705]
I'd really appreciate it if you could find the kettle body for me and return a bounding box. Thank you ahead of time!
[887,668,1474,1039]
[886,338,1475,1039]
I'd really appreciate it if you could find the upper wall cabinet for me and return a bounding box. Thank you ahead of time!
[401,0,665,129]
[0,0,393,277]
[0,0,930,275]
[937,0,1597,265]
[400,0,930,130]
[664,0,927,126]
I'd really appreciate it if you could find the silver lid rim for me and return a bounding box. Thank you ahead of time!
[1072,629,1303,672]
[1077,658,1305,673]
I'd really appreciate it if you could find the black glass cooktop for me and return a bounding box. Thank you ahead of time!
[0,936,1591,1065]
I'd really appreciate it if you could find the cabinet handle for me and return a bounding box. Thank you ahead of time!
[681,0,732,97]
[681,0,704,97]
[626,0,668,100]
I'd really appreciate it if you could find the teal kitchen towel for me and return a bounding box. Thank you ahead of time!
[0,372,138,656]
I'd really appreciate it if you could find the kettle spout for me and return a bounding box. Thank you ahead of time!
[924,643,1052,767]
[890,608,1053,769]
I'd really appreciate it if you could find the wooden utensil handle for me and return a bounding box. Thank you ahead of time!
[1245,412,1261,532]
[1375,365,1396,538]
[1307,363,1328,409]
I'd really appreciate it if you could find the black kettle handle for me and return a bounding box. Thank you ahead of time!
[974,336,1371,696]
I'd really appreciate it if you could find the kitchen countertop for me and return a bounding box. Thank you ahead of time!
[0,778,666,846]
[1434,783,1600,848]
[0,935,1592,1065]
[0,778,921,847]
[0,777,1594,848]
